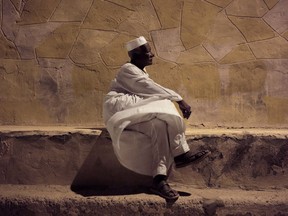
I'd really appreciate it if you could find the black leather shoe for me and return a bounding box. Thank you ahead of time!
[175,150,211,168]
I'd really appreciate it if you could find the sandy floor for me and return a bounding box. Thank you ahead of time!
[0,184,287,215]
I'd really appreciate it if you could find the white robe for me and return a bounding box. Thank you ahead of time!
[103,63,188,176]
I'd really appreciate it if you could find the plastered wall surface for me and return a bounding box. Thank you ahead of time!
[0,0,287,128]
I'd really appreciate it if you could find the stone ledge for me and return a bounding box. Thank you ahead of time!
[0,184,287,216]
[0,125,287,138]
[0,126,287,190]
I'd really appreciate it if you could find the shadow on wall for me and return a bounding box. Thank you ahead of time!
[70,129,152,196]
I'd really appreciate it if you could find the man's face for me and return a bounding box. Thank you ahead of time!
[138,44,154,66]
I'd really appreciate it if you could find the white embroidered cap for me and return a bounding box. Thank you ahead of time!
[126,36,147,51]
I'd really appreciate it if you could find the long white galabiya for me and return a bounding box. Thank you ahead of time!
[103,62,189,177]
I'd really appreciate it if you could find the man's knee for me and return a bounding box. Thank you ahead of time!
[151,117,167,129]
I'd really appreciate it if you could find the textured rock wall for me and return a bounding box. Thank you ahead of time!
[0,0,288,127]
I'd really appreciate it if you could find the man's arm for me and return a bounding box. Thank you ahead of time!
[117,66,183,101]
[117,65,192,118]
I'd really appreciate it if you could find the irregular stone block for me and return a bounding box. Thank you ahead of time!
[203,13,246,61]
[226,61,267,94]
[83,0,132,30]
[181,1,221,49]
[264,96,288,124]
[35,59,112,124]
[15,23,62,59]
[264,0,288,34]
[249,37,288,59]
[18,0,61,24]
[148,57,181,93]
[226,0,268,17]
[65,92,105,125]
[179,63,221,100]
[151,28,185,62]
[70,30,117,65]
[146,56,183,93]
[283,31,288,40]
[0,60,52,124]
[100,34,134,66]
[35,59,75,124]
[71,63,112,93]
[220,44,255,64]
[151,0,182,28]
[50,0,93,22]
[229,16,275,42]
[118,1,160,40]
[264,59,288,98]
[2,0,20,41]
[36,23,80,59]
[177,46,214,64]
[0,59,40,98]
[0,100,52,125]
[0,32,19,59]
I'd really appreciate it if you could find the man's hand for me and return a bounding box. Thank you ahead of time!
[177,100,192,119]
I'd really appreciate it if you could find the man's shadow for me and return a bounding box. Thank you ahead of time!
[71,129,191,199]
[70,129,152,196]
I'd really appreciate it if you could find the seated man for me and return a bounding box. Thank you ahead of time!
[103,36,210,201]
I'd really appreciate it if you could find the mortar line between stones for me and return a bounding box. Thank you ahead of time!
[244,44,257,61]
[0,26,21,59]
[98,31,123,67]
[104,0,135,11]
[67,0,95,63]
[226,14,269,19]
[8,0,19,14]
[219,0,234,13]
[179,0,184,48]
[201,44,218,64]
[48,0,63,22]
[225,12,248,43]
[262,0,280,15]
[262,0,270,15]
[261,17,282,38]
[149,0,162,30]
[1,29,21,60]
[203,0,223,10]
[0,1,3,28]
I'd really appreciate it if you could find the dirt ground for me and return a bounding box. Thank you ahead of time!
[0,184,288,215]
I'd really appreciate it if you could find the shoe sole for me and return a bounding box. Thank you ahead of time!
[150,187,179,201]
[175,151,211,168]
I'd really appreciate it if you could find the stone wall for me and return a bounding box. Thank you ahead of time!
[0,0,288,128]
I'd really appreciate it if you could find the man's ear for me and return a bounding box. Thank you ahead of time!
[132,52,140,59]
[128,51,140,60]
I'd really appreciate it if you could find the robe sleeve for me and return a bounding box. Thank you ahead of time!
[115,64,183,101]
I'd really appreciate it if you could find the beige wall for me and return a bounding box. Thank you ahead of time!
[0,0,288,128]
